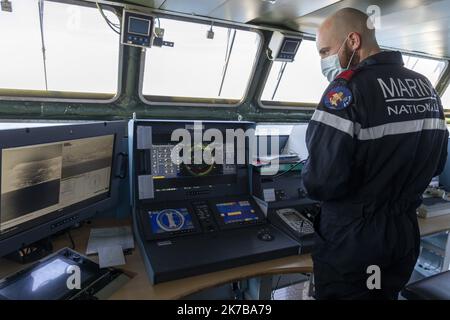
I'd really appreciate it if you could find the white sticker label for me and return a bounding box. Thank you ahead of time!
[263,188,276,202]
[138,175,154,200]
[137,126,152,149]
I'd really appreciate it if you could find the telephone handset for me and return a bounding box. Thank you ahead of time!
[276,208,314,235]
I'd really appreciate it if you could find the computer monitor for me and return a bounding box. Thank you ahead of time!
[130,120,255,205]
[0,121,126,257]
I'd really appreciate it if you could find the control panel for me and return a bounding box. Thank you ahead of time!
[276,208,314,235]
[130,120,301,284]
[192,201,217,233]
[268,31,302,62]
[140,197,265,240]
[121,10,154,48]
[151,145,179,177]
[268,203,320,250]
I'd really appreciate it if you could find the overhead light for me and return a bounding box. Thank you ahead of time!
[1,0,12,12]
[262,0,277,4]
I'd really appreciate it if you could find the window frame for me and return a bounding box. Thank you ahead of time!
[0,0,123,104]
[257,36,450,110]
[138,14,264,108]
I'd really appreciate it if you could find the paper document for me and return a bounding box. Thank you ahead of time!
[98,245,126,268]
[86,226,134,255]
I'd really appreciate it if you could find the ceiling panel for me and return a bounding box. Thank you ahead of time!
[123,0,450,58]
[123,0,166,9]
[207,0,273,24]
[159,0,228,15]
[295,0,450,58]
[250,0,341,27]
[207,0,341,26]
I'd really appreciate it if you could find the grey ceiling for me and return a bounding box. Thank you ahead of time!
[125,0,450,58]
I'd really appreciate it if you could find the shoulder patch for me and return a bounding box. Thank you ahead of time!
[323,85,353,110]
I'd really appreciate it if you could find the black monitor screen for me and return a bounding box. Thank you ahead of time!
[0,135,114,232]
[128,17,150,36]
[0,256,97,300]
[148,208,195,234]
[150,143,238,191]
[281,40,300,54]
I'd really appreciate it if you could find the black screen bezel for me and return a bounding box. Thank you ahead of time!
[140,201,202,241]
[210,196,265,231]
[0,134,116,236]
[128,16,151,36]
[132,120,254,206]
[0,121,126,257]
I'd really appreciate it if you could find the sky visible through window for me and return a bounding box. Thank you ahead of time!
[0,0,120,94]
[141,18,261,101]
[0,2,447,104]
[441,87,450,109]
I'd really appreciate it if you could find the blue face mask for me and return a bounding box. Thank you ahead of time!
[320,35,356,82]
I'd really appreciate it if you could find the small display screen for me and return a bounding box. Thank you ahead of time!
[148,208,195,234]
[0,258,95,300]
[281,40,299,54]
[128,17,150,36]
[216,201,259,224]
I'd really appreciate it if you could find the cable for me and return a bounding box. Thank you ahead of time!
[67,230,75,250]
[96,2,120,35]
[271,159,307,180]
[271,275,282,300]
[266,48,274,61]
[96,2,120,28]
[153,17,162,37]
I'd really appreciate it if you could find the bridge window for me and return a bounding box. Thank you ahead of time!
[441,86,450,114]
[260,38,447,108]
[0,0,120,100]
[140,18,262,105]
[403,54,446,88]
[260,39,329,108]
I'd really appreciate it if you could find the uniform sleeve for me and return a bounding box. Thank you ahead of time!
[301,83,359,202]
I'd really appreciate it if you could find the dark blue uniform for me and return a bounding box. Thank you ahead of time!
[302,51,449,299]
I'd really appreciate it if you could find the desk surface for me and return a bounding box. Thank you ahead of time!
[0,219,313,300]
[419,214,450,236]
[1,214,449,300]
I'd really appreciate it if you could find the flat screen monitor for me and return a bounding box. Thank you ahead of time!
[1,135,114,232]
[132,120,255,203]
[215,200,259,225]
[141,203,201,240]
[0,121,126,257]
[148,208,195,234]
[128,17,151,36]
[281,40,300,54]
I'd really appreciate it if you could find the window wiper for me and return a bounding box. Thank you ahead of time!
[271,61,287,100]
[218,28,236,97]
[38,0,48,90]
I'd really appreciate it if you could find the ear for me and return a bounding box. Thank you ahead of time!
[348,32,362,50]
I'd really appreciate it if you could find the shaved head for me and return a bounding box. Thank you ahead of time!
[317,8,380,68]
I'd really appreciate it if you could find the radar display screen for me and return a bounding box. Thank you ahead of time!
[148,208,195,234]
[0,135,114,232]
[216,201,259,225]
